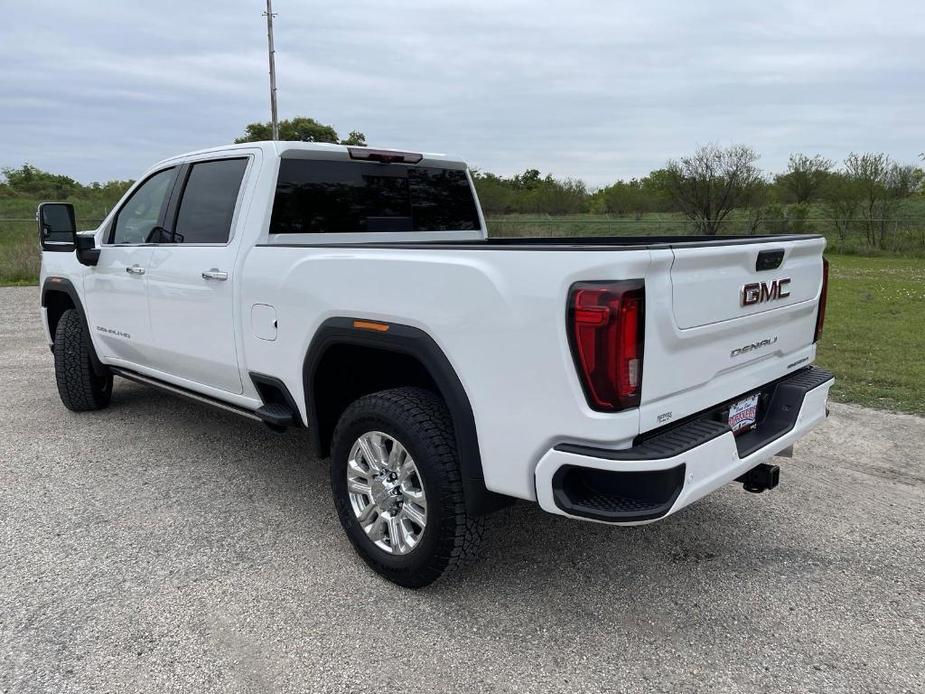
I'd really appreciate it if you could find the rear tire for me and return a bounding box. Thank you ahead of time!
[330,387,484,588]
[53,309,112,412]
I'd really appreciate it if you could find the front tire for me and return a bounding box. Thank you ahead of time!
[53,309,112,412]
[330,387,484,588]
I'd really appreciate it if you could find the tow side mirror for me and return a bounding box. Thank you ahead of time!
[36,202,99,266]
[37,202,77,252]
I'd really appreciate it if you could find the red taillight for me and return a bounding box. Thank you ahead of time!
[568,281,645,412]
[814,257,829,343]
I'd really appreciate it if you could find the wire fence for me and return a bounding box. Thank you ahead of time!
[0,219,104,226]
[485,217,925,253]
[3,216,925,254]
[485,216,925,234]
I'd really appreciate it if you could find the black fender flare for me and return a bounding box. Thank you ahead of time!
[41,276,108,377]
[41,276,85,325]
[302,317,511,516]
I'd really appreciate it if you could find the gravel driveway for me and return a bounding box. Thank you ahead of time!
[1,286,922,693]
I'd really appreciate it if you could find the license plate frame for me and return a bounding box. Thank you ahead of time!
[728,393,760,436]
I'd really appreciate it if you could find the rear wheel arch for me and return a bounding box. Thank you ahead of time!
[303,317,511,516]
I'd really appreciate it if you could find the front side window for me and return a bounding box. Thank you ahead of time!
[111,168,176,244]
[172,158,248,244]
[270,159,481,234]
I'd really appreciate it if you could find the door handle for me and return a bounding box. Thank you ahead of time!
[125,265,145,275]
[201,269,228,281]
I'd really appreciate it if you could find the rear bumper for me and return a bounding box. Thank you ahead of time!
[534,366,834,524]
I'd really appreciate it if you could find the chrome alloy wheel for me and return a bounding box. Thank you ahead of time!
[346,431,427,555]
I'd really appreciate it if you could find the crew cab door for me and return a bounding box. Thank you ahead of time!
[84,166,178,364]
[144,157,250,394]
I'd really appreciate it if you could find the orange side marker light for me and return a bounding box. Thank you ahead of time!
[353,320,390,333]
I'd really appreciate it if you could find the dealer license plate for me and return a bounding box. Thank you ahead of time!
[728,393,759,435]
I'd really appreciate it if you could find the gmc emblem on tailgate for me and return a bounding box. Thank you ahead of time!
[741,278,791,306]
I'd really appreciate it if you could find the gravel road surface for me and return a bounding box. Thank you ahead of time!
[1,286,923,693]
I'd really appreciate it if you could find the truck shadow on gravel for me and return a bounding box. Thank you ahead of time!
[103,382,836,604]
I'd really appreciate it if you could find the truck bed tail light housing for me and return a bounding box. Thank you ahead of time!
[568,280,645,412]
[813,257,829,343]
[347,147,423,164]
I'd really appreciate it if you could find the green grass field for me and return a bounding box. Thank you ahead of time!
[0,220,40,285]
[0,198,106,285]
[0,206,922,415]
[814,255,924,415]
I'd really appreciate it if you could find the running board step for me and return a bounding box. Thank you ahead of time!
[110,367,263,423]
[255,402,296,430]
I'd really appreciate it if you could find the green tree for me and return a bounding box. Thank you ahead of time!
[774,153,834,204]
[639,169,678,212]
[234,116,366,145]
[513,169,543,190]
[470,169,590,216]
[590,173,677,218]
[840,153,923,247]
[872,161,923,247]
[591,179,648,217]
[469,170,515,215]
[845,151,890,245]
[528,176,588,215]
[821,171,864,241]
[340,130,367,146]
[661,144,765,235]
[1,164,80,198]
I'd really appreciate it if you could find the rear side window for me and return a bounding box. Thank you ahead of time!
[270,159,480,234]
[172,158,248,244]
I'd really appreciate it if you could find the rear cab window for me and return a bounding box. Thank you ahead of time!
[171,158,248,244]
[269,159,481,236]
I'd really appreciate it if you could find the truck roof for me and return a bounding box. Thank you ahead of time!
[151,141,466,170]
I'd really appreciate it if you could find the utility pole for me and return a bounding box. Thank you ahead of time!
[263,0,279,140]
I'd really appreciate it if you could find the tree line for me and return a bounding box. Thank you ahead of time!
[475,146,924,245]
[3,113,922,249]
[0,164,132,204]
[234,118,923,246]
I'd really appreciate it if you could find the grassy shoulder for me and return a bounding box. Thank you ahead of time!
[0,221,40,285]
[0,196,109,285]
[814,255,925,415]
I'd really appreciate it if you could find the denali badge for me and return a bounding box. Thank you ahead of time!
[730,336,778,358]
[742,278,791,306]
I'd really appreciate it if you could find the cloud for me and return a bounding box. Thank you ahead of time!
[1,0,922,185]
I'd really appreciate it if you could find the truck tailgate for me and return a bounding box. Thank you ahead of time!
[639,236,827,432]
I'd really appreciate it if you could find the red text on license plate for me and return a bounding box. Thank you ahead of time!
[728,393,759,435]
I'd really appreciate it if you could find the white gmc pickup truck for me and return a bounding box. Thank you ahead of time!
[38,141,833,587]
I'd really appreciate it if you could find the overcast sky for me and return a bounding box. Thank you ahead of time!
[1,0,922,186]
